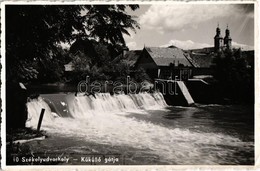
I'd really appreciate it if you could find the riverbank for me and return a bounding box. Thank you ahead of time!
[6,128,46,165]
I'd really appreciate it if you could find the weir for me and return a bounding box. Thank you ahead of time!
[176,81,194,105]
[155,79,194,106]
[26,92,167,128]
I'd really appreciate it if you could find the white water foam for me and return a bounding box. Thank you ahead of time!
[26,92,252,164]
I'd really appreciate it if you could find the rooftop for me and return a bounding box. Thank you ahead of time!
[188,52,214,68]
[144,47,192,67]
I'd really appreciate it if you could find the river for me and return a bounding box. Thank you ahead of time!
[22,92,254,165]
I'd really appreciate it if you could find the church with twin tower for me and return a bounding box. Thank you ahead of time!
[214,25,232,52]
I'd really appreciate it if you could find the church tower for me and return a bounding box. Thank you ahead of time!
[214,24,224,52]
[224,25,232,50]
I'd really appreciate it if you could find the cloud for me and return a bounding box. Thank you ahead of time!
[232,41,254,51]
[126,42,137,50]
[139,4,253,34]
[161,39,254,51]
[161,39,211,50]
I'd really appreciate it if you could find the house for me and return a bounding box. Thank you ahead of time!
[135,46,193,80]
[185,50,215,77]
[113,49,142,70]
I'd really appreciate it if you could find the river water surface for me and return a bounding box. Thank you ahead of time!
[25,92,254,165]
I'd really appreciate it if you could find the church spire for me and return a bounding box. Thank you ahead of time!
[216,23,221,35]
[224,24,232,50]
[214,23,223,52]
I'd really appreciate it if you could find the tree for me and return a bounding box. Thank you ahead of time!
[212,49,254,103]
[35,48,72,83]
[6,5,139,82]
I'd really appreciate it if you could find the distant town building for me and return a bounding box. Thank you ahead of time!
[224,26,232,50]
[214,25,232,52]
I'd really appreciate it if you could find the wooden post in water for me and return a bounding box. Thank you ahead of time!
[37,108,45,132]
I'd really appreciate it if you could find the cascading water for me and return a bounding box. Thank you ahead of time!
[26,92,253,165]
[27,92,167,125]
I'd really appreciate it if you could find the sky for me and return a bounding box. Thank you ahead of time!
[124,4,254,51]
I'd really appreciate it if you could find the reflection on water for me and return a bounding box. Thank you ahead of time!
[25,93,254,165]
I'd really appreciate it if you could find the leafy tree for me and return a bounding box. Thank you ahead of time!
[6,5,81,81]
[71,51,92,72]
[212,49,254,103]
[85,5,139,45]
[69,38,115,68]
[35,48,71,83]
[6,5,139,82]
